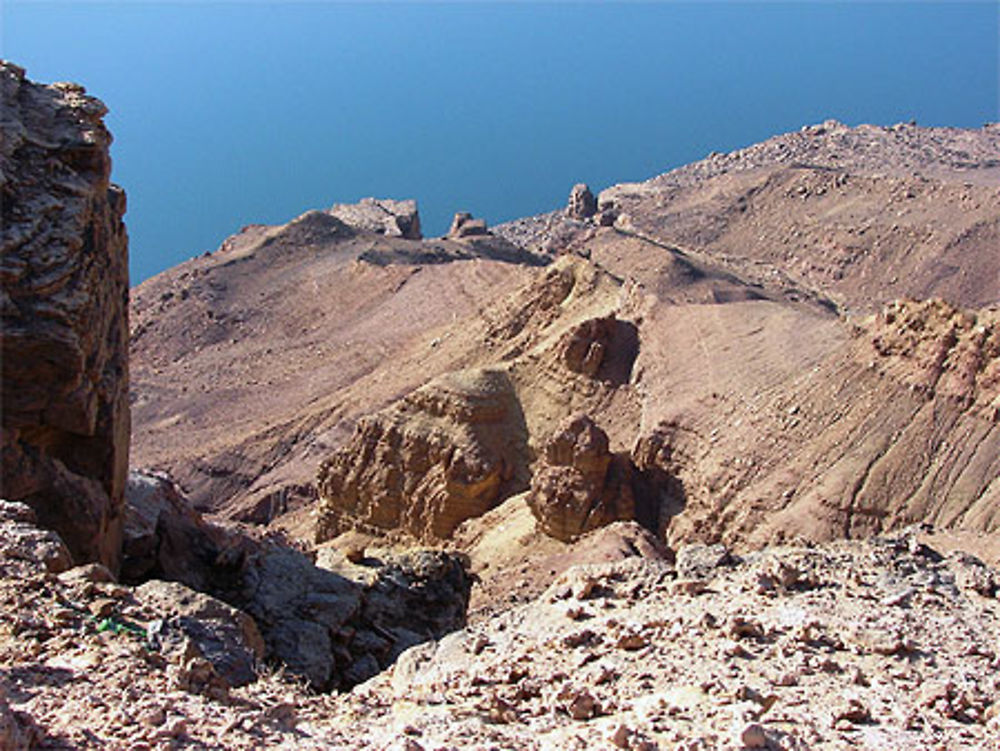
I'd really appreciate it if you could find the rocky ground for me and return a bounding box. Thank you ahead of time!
[3,502,998,750]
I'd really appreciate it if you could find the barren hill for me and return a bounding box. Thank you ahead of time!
[131,121,999,559]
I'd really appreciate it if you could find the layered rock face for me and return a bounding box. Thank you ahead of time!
[527,414,644,542]
[0,63,129,569]
[316,369,529,541]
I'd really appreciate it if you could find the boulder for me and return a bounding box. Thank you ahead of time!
[566,183,597,219]
[328,197,422,240]
[234,541,470,691]
[448,212,489,238]
[134,580,265,689]
[0,500,72,576]
[121,470,245,590]
[120,473,471,692]
[0,63,129,570]
[556,314,639,383]
[527,415,640,542]
[316,368,529,541]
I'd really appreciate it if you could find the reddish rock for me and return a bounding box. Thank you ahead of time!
[527,415,640,542]
[0,63,129,570]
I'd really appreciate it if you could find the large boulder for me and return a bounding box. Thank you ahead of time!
[0,63,129,570]
[245,544,470,691]
[134,579,265,690]
[557,314,640,383]
[316,368,530,541]
[121,470,245,590]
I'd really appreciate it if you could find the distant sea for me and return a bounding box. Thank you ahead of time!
[5,1,997,284]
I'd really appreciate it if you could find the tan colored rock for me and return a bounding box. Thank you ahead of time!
[527,414,643,542]
[0,63,129,571]
[316,368,529,541]
[0,500,72,575]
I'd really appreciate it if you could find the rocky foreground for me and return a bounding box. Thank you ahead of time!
[2,502,998,750]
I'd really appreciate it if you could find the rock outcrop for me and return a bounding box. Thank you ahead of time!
[448,211,489,238]
[566,183,597,219]
[316,369,530,541]
[527,415,644,542]
[868,298,1000,414]
[119,470,470,691]
[328,197,422,240]
[121,470,241,590]
[0,63,130,570]
[557,314,640,384]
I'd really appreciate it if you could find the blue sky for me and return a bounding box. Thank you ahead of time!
[4,2,998,284]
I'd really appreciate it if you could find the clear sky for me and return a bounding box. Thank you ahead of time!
[4,1,998,284]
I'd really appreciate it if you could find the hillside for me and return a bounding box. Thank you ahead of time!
[130,122,1000,558]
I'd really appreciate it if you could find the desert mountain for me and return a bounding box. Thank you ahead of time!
[131,120,999,557]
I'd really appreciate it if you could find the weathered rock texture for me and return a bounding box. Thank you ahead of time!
[302,528,1000,750]
[566,182,597,219]
[315,368,529,541]
[122,470,239,590]
[120,470,470,691]
[527,415,643,542]
[0,63,129,570]
[328,197,421,240]
[134,579,265,691]
[557,314,639,384]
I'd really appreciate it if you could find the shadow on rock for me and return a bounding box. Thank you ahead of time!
[122,470,471,692]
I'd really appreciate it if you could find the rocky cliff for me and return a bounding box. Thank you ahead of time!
[0,62,129,569]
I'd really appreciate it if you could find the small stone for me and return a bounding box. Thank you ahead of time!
[728,616,764,640]
[566,606,589,621]
[88,598,116,618]
[568,690,599,720]
[617,631,649,651]
[610,724,631,748]
[671,579,708,596]
[139,706,166,728]
[832,697,871,725]
[58,563,117,585]
[574,577,598,600]
[739,722,768,748]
